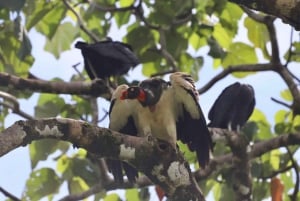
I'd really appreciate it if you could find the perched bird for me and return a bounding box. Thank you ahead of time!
[208,82,255,131]
[122,72,213,168]
[75,39,139,80]
[107,84,139,183]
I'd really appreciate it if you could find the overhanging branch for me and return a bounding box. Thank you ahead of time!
[0,73,111,99]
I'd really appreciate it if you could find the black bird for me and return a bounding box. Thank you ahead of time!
[208,82,255,131]
[122,72,213,168]
[75,40,139,80]
[107,84,139,183]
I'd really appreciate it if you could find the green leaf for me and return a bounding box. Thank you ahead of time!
[284,41,300,62]
[189,32,207,50]
[207,37,226,59]
[126,25,156,61]
[269,149,280,169]
[125,189,139,201]
[280,89,293,101]
[31,140,68,169]
[142,62,159,77]
[244,17,270,60]
[35,93,65,118]
[249,109,272,140]
[44,22,78,59]
[34,2,67,39]
[114,11,131,28]
[57,156,100,186]
[212,23,232,49]
[68,177,89,195]
[29,139,61,169]
[120,0,134,7]
[0,21,33,76]
[103,193,121,201]
[25,168,61,200]
[223,42,258,67]
[252,181,269,201]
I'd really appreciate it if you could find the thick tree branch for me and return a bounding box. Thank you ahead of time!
[0,73,111,99]
[230,0,300,30]
[0,118,205,201]
[196,128,300,182]
[227,132,252,201]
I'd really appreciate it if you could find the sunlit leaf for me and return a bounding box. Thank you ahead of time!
[280,89,293,101]
[222,42,258,69]
[125,189,139,201]
[68,177,89,195]
[189,32,207,50]
[120,0,134,7]
[103,193,121,201]
[244,17,270,60]
[269,150,280,169]
[212,23,232,49]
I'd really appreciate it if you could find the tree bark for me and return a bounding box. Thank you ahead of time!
[0,118,205,201]
[229,0,300,30]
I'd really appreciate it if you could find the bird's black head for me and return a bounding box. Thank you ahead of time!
[138,78,169,106]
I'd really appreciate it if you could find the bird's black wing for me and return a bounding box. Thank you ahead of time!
[230,84,255,130]
[208,82,255,130]
[75,41,139,79]
[170,72,213,168]
[208,82,241,129]
[108,85,139,183]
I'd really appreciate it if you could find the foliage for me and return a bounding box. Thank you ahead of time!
[0,0,299,200]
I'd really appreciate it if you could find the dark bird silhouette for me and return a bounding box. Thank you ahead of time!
[75,40,139,80]
[122,72,213,168]
[107,84,139,183]
[208,82,255,131]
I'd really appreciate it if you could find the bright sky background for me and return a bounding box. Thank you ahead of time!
[0,15,299,201]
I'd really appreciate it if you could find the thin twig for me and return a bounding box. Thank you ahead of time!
[260,165,293,180]
[270,97,292,109]
[0,91,34,120]
[0,186,21,201]
[198,63,273,94]
[62,0,100,42]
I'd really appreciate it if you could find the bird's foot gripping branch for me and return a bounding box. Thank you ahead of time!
[0,118,206,201]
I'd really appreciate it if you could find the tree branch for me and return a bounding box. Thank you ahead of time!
[0,186,21,201]
[230,0,300,30]
[0,91,34,120]
[198,63,273,94]
[0,73,111,100]
[0,118,205,201]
